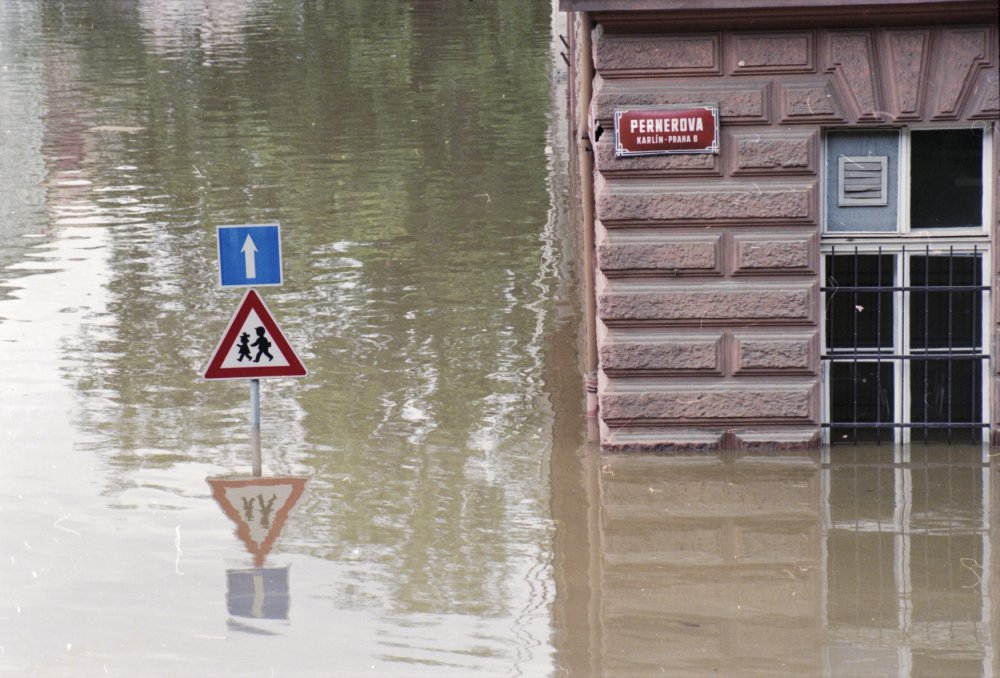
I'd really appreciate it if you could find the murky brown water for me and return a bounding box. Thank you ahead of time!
[552,446,997,677]
[1,2,996,677]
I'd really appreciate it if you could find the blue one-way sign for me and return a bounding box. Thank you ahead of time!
[218,224,282,287]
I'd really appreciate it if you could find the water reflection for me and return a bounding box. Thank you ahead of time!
[227,567,291,621]
[552,447,998,677]
[207,476,308,566]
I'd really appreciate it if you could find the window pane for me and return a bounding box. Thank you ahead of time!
[910,358,982,443]
[909,254,982,349]
[910,129,983,229]
[825,254,894,349]
[830,362,894,443]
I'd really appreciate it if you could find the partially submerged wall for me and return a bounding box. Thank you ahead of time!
[565,3,999,449]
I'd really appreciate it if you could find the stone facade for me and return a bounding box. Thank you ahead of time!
[563,0,1000,450]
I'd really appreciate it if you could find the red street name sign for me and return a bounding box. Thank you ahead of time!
[614,105,719,157]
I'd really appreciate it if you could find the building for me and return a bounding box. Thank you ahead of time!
[561,0,1000,449]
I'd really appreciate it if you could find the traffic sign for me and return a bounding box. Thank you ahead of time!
[207,476,308,566]
[203,289,307,380]
[218,224,282,287]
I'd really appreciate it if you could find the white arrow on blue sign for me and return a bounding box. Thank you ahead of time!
[217,224,282,287]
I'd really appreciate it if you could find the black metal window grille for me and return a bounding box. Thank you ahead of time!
[822,245,990,444]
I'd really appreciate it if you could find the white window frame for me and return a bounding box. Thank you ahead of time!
[820,127,993,444]
[819,243,991,444]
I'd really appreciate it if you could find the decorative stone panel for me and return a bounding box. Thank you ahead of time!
[595,137,720,177]
[778,80,847,124]
[598,233,721,276]
[599,282,817,327]
[728,31,815,74]
[732,232,816,275]
[594,32,722,75]
[603,427,725,452]
[929,26,991,120]
[601,384,817,423]
[732,332,818,375]
[731,428,821,450]
[727,129,817,175]
[825,30,882,121]
[597,181,816,225]
[601,332,724,375]
[884,29,930,121]
[967,67,1000,120]
[593,76,771,125]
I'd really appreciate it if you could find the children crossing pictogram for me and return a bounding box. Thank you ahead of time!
[203,289,306,380]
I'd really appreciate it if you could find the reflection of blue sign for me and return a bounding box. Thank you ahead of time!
[218,224,282,287]
[227,567,290,619]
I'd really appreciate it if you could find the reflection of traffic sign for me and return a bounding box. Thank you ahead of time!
[207,476,308,566]
[227,567,290,620]
[218,224,282,287]
[203,289,306,380]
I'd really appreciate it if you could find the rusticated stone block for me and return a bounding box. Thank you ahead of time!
[595,137,719,176]
[601,334,723,373]
[779,82,846,124]
[729,32,814,74]
[597,183,815,223]
[930,27,989,120]
[595,33,721,74]
[827,31,880,121]
[733,332,817,374]
[967,67,1000,120]
[594,77,769,124]
[603,426,724,452]
[732,428,821,450]
[885,29,930,120]
[599,283,816,325]
[601,386,815,422]
[729,131,816,175]
[733,234,815,273]
[598,236,720,274]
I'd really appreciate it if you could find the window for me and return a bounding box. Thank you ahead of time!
[821,129,991,444]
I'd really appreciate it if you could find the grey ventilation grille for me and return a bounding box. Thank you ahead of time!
[838,155,888,206]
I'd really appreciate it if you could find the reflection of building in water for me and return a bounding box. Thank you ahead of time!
[822,448,996,676]
[138,0,249,58]
[551,448,997,676]
[556,453,825,676]
[994,457,999,678]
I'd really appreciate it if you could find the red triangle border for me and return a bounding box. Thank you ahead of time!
[203,289,307,380]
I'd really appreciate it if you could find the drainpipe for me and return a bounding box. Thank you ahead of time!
[574,11,599,423]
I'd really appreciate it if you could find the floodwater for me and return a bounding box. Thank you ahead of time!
[0,2,995,677]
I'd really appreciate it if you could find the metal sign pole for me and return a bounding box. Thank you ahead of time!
[250,378,261,477]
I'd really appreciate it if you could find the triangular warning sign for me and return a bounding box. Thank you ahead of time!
[207,476,308,566]
[203,289,306,380]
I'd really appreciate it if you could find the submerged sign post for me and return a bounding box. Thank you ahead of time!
[614,105,719,157]
[206,223,305,476]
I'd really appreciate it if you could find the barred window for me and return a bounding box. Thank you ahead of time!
[822,129,991,444]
